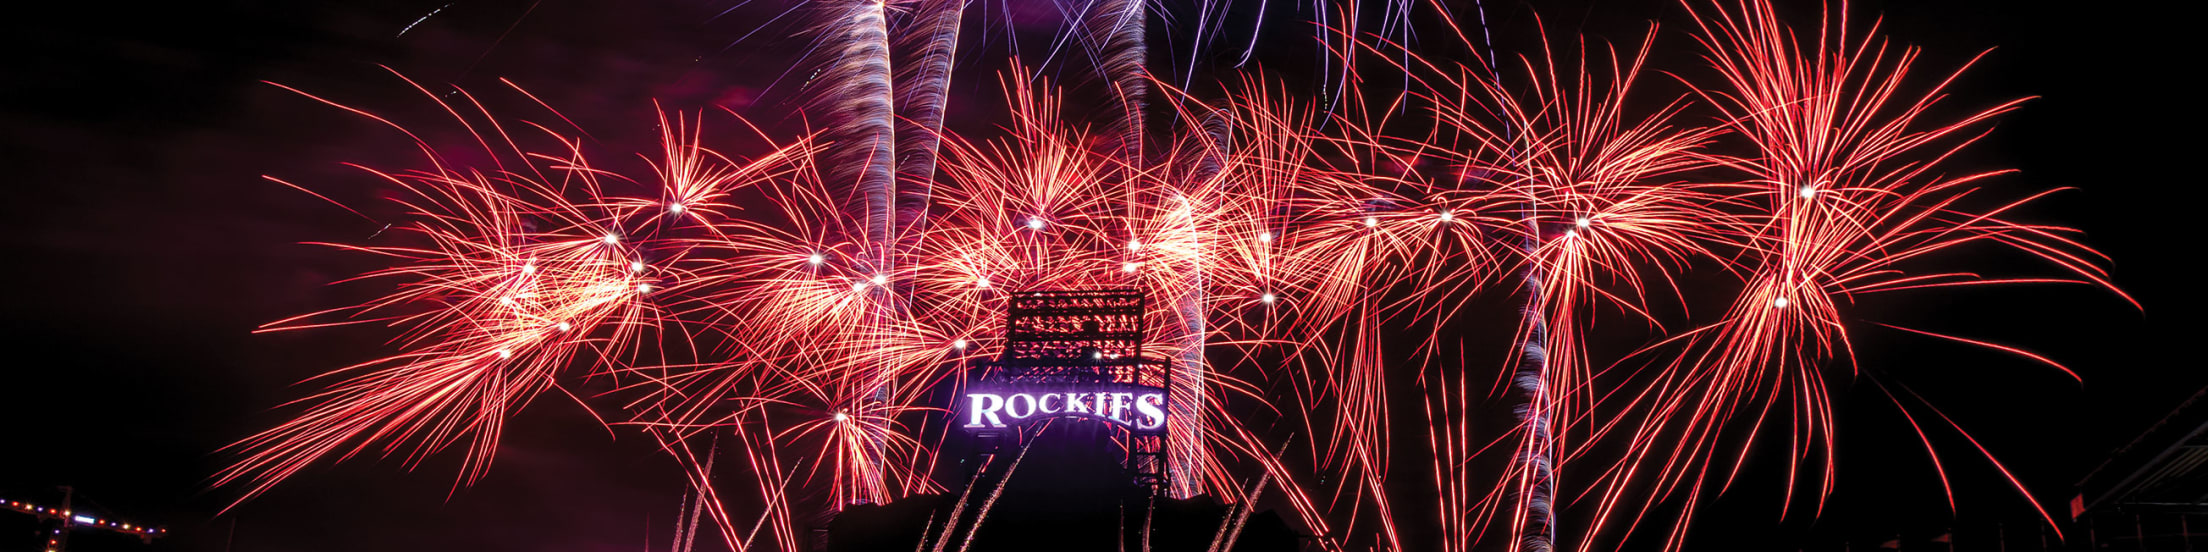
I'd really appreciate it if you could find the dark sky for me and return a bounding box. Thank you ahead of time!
[0,1,2197,551]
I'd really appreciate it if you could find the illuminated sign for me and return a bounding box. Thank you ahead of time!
[961,383,1167,433]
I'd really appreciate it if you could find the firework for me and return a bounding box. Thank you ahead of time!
[226,2,2126,551]
[1568,1,2130,549]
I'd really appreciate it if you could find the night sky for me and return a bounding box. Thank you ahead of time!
[0,1,2198,551]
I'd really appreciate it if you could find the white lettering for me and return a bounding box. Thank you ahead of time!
[1134,393,1166,431]
[1005,393,1037,419]
[966,393,1005,428]
[961,389,1167,432]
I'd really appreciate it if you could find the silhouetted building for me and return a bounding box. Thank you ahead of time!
[2071,386,2208,551]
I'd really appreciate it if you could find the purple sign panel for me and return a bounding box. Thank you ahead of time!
[960,382,1168,434]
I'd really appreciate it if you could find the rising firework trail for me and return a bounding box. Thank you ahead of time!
[1439,23,1723,552]
[894,0,963,233]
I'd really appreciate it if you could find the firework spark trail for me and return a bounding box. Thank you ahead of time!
[670,433,715,552]
[731,411,802,552]
[922,449,990,552]
[395,2,451,37]
[953,434,1035,552]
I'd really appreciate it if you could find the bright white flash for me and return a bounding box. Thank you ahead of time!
[1575,217,1591,228]
[1026,217,1046,230]
[601,233,620,245]
[1773,297,1791,308]
[807,253,825,265]
[1258,231,1273,243]
[1799,186,1818,199]
[1260,292,1277,304]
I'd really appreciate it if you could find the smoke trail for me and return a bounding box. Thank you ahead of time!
[813,0,899,270]
[1452,0,1558,548]
[895,0,963,241]
[809,0,897,506]
[1512,274,1557,552]
[1086,0,1147,169]
[1166,108,1229,500]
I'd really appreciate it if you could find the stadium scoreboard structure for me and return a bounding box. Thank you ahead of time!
[960,289,1170,491]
